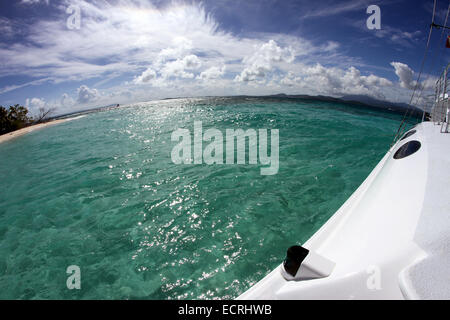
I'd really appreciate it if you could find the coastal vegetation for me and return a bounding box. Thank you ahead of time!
[0,105,55,135]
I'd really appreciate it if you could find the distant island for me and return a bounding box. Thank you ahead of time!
[158,93,425,118]
[250,93,425,118]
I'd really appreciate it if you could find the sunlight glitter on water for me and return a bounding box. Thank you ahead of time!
[0,97,409,299]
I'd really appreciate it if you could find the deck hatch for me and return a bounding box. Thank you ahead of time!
[400,130,417,141]
[394,140,421,159]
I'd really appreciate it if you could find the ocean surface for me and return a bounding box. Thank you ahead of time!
[0,97,413,299]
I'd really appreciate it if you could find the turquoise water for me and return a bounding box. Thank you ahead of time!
[0,97,409,299]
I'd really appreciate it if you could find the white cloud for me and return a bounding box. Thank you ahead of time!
[25,97,46,112]
[0,2,214,83]
[235,40,295,82]
[0,18,15,37]
[390,61,437,108]
[197,65,226,80]
[0,1,436,108]
[390,61,435,91]
[160,54,202,79]
[302,0,370,19]
[156,37,194,66]
[21,0,50,5]
[0,78,51,95]
[133,68,157,85]
[0,1,314,89]
[61,93,75,107]
[374,27,422,47]
[25,97,58,118]
[77,85,100,104]
[278,64,392,99]
[391,62,416,90]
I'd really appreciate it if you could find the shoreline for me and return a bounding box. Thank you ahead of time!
[0,117,77,145]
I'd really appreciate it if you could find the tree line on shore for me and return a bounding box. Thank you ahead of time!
[0,105,55,135]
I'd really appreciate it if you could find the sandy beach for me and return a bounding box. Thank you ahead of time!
[0,118,76,144]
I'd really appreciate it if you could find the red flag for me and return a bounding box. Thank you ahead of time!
[447,35,450,48]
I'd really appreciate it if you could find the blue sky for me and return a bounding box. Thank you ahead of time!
[0,0,449,116]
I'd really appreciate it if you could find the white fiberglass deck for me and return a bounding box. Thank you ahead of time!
[239,121,450,300]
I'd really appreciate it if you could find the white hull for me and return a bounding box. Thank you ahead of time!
[239,121,450,300]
